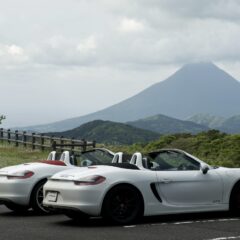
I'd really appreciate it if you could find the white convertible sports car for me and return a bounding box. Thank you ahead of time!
[43,149,240,224]
[0,148,114,214]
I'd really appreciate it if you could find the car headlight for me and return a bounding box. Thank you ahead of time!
[7,170,34,179]
[74,175,106,186]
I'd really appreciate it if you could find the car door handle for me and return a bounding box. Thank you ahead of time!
[159,179,172,183]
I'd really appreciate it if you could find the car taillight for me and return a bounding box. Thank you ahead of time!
[7,171,34,179]
[74,175,106,186]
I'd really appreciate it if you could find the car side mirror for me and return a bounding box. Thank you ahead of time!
[201,164,209,174]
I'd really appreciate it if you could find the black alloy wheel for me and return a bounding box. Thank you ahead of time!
[102,184,143,225]
[230,183,240,215]
[31,179,50,214]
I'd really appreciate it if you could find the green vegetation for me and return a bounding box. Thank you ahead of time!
[48,120,160,145]
[187,114,225,128]
[1,130,240,168]
[188,113,240,134]
[106,130,240,168]
[0,143,48,168]
[127,114,209,134]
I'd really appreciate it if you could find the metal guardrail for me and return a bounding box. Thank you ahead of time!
[0,128,96,153]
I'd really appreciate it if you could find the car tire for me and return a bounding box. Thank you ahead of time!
[30,179,50,214]
[102,184,143,225]
[230,183,240,214]
[4,202,29,213]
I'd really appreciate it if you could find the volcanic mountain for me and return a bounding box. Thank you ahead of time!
[22,62,240,132]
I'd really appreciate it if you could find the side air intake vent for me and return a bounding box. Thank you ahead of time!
[150,183,162,202]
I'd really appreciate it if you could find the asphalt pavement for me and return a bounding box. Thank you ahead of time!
[1,205,240,240]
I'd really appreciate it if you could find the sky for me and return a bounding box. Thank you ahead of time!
[1,0,240,128]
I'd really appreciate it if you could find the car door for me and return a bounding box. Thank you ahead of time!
[150,150,223,206]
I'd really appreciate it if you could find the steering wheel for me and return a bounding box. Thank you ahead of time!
[177,164,187,170]
[80,159,93,167]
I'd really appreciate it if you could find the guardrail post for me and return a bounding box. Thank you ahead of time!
[71,137,75,155]
[15,130,19,147]
[82,139,86,151]
[32,133,35,150]
[50,135,55,150]
[7,129,11,144]
[0,128,3,143]
[60,136,64,152]
[40,134,44,151]
[93,140,96,148]
[23,131,27,147]
[52,140,56,151]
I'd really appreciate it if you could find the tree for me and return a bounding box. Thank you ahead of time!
[0,115,6,124]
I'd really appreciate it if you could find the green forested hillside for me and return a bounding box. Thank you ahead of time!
[108,130,240,167]
[188,114,240,133]
[187,114,225,128]
[48,120,160,145]
[48,119,240,167]
[127,114,209,134]
[219,115,240,133]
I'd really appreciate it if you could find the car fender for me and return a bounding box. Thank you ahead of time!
[98,170,157,214]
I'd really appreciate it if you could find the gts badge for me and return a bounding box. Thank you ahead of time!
[60,174,74,179]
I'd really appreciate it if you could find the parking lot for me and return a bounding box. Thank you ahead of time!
[1,205,240,240]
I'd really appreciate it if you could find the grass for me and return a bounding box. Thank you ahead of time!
[0,143,49,168]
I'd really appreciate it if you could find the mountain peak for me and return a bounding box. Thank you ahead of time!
[179,62,222,76]
[21,62,240,132]
[182,62,217,69]
[167,62,237,85]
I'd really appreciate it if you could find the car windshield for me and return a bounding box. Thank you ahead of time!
[146,150,200,171]
[72,149,114,167]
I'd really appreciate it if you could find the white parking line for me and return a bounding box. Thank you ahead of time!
[123,218,240,228]
[124,225,136,228]
[205,236,240,240]
[152,218,240,226]
[173,221,194,225]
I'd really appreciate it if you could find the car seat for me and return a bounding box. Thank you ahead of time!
[47,151,57,160]
[59,151,72,165]
[112,152,123,163]
[130,152,145,169]
[142,157,153,169]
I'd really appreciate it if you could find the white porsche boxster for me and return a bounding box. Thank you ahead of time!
[43,149,240,224]
[0,148,114,214]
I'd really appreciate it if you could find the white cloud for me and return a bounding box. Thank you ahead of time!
[31,35,98,66]
[0,44,28,65]
[47,35,69,49]
[7,45,24,56]
[118,17,144,33]
[76,35,97,52]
